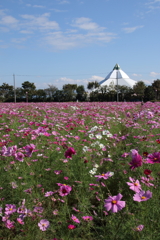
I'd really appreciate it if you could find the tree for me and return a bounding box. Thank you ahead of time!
[152,79,160,100]
[21,81,36,101]
[0,83,14,102]
[62,84,77,101]
[76,85,87,101]
[44,85,58,101]
[87,81,100,91]
[133,81,146,100]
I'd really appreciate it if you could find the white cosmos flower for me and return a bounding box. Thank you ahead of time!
[102,130,110,135]
[94,164,99,168]
[95,134,102,140]
[83,146,89,152]
[89,133,94,139]
[99,144,105,149]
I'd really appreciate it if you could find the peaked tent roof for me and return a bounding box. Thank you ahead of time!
[99,64,137,88]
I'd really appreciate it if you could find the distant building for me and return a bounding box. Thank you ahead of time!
[99,64,137,88]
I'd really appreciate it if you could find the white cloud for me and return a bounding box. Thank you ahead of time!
[33,5,46,8]
[57,0,70,4]
[11,37,27,43]
[122,25,144,33]
[44,18,116,50]
[45,28,116,50]
[150,71,160,76]
[21,13,60,31]
[72,17,105,31]
[132,73,142,77]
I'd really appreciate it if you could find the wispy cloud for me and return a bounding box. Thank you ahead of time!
[0,11,116,50]
[72,17,105,31]
[26,4,46,8]
[150,71,160,76]
[20,13,60,31]
[132,73,142,77]
[57,0,70,4]
[122,25,144,33]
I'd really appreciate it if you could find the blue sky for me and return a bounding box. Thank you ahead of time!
[0,0,160,90]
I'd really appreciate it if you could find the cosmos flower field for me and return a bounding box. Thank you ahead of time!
[0,102,160,240]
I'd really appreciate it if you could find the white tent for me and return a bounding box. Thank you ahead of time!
[99,64,137,88]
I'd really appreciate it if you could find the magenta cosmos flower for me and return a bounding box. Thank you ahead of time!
[129,149,143,170]
[126,177,142,193]
[133,190,152,202]
[104,193,125,213]
[64,147,76,158]
[146,152,160,164]
[38,219,50,231]
[24,144,36,157]
[95,172,114,181]
[58,184,72,197]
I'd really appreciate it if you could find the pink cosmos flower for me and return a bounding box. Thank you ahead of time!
[133,225,144,231]
[59,184,72,197]
[104,193,125,213]
[53,209,59,215]
[38,219,50,231]
[64,147,76,158]
[44,191,54,197]
[14,152,24,162]
[146,152,160,164]
[141,177,154,187]
[95,172,114,181]
[24,144,36,157]
[82,216,93,221]
[71,214,80,223]
[33,207,44,213]
[133,190,152,202]
[5,204,16,215]
[5,219,15,229]
[126,177,142,193]
[129,149,143,170]
[17,218,24,225]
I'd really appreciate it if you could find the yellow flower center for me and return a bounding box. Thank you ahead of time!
[101,174,105,176]
[134,183,138,186]
[112,200,117,204]
[154,158,157,161]
[141,196,146,199]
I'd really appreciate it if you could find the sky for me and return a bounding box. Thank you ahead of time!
[0,0,160,90]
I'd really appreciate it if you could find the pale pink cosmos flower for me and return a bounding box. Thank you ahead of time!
[38,219,50,231]
[133,190,152,202]
[17,218,24,225]
[71,214,80,224]
[82,216,93,221]
[104,193,125,213]
[141,177,154,187]
[126,177,142,193]
[5,219,15,229]
[44,191,54,197]
[5,204,16,215]
[95,172,114,181]
[133,224,144,231]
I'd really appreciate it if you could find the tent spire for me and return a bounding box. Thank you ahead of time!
[113,64,120,70]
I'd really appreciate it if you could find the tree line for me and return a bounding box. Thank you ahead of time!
[0,79,160,102]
